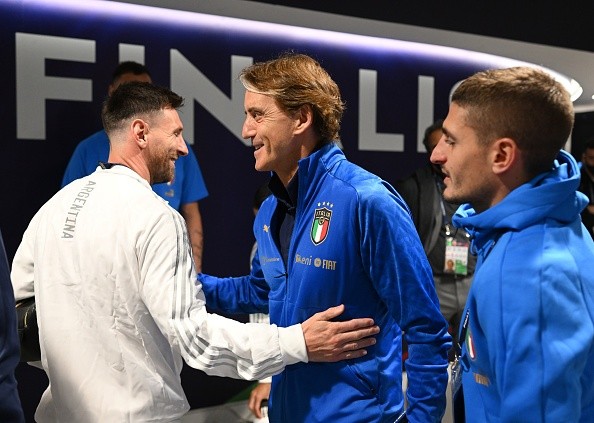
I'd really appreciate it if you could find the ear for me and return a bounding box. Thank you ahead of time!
[292,104,314,135]
[491,137,518,175]
[131,119,149,149]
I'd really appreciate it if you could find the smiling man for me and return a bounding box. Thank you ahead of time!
[431,67,594,422]
[11,81,380,422]
[199,52,451,423]
[61,61,208,272]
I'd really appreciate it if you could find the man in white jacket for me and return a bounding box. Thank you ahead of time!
[11,81,378,422]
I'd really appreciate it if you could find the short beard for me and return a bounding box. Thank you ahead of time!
[148,156,174,185]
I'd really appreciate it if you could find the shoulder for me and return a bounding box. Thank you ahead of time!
[101,170,180,220]
[330,160,408,212]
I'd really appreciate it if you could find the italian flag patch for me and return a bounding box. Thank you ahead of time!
[310,207,332,245]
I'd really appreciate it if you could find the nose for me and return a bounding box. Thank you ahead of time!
[242,115,256,140]
[430,135,446,165]
[178,135,189,157]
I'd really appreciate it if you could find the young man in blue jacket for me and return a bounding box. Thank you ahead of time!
[199,52,451,422]
[431,66,594,422]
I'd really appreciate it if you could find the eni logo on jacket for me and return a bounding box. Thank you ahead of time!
[310,202,333,245]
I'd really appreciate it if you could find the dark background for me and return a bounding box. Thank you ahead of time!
[243,0,594,52]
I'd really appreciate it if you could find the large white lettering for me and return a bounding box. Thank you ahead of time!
[358,69,404,152]
[417,75,435,153]
[16,33,95,140]
[118,43,145,64]
[359,70,436,152]
[14,32,443,152]
[170,51,250,145]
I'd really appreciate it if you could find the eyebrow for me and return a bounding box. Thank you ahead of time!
[246,106,262,114]
[442,126,453,139]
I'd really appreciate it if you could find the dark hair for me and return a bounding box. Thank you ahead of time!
[111,61,151,83]
[253,182,272,210]
[452,67,574,177]
[102,82,183,135]
[422,119,444,151]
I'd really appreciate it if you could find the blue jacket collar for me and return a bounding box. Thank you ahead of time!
[269,142,344,204]
[297,142,344,183]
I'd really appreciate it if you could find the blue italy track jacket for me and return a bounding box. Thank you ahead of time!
[200,144,451,423]
[453,150,594,422]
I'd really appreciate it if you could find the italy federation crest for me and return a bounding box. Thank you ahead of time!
[310,207,332,245]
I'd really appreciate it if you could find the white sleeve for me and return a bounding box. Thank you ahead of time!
[249,314,274,383]
[11,210,40,301]
[140,210,307,381]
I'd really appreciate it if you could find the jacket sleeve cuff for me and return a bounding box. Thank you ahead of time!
[278,324,309,365]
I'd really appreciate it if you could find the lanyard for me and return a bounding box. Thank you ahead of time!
[455,309,470,356]
[455,231,502,354]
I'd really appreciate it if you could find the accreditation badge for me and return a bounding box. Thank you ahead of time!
[444,237,469,275]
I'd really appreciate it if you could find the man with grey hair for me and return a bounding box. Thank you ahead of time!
[200,52,451,423]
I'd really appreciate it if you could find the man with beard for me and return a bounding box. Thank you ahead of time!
[430,67,594,422]
[10,82,379,422]
[62,61,208,271]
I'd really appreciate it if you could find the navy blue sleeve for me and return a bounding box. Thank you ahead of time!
[0,228,25,422]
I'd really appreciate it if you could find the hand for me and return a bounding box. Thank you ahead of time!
[248,382,271,419]
[302,304,379,362]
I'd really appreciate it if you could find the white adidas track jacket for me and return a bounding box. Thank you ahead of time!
[11,165,305,422]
